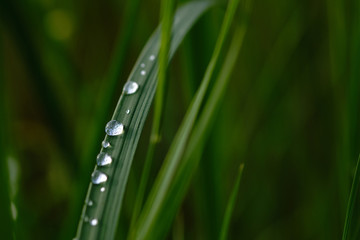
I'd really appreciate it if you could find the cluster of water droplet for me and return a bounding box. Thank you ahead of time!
[81,55,157,230]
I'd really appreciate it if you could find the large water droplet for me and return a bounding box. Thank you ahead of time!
[90,218,98,226]
[105,120,124,136]
[149,55,155,61]
[91,170,108,184]
[123,81,139,95]
[140,70,146,76]
[102,140,110,148]
[96,152,112,166]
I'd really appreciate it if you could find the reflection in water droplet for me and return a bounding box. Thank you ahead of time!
[149,55,155,61]
[140,70,146,76]
[140,63,145,68]
[90,218,98,226]
[126,109,130,114]
[100,187,106,192]
[91,170,108,184]
[96,152,112,166]
[102,140,110,148]
[123,81,139,95]
[105,120,124,136]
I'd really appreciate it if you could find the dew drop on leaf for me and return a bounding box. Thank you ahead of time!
[123,81,139,95]
[102,140,110,148]
[149,55,155,61]
[96,152,112,166]
[90,218,98,226]
[105,120,124,136]
[91,170,108,184]
[140,70,146,76]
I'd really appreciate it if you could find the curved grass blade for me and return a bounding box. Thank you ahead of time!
[219,164,245,240]
[74,2,213,240]
[343,155,360,240]
[131,0,242,238]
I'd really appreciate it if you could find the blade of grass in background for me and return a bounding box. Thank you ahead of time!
[132,0,243,238]
[219,164,245,240]
[129,0,175,233]
[326,0,349,219]
[0,33,15,240]
[74,2,213,239]
[134,24,247,239]
[343,155,360,240]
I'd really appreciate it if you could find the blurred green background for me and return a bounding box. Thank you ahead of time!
[0,0,359,239]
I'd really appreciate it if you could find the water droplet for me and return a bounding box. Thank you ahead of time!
[86,200,93,206]
[91,170,108,184]
[126,109,130,114]
[140,63,145,68]
[105,120,124,136]
[102,140,110,148]
[90,218,98,226]
[149,55,155,61]
[140,70,146,76]
[123,81,139,95]
[84,216,89,222]
[96,152,112,166]
[100,187,106,192]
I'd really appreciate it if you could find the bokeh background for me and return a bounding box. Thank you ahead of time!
[0,0,358,239]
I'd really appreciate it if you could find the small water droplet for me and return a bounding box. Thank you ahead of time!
[126,109,130,114]
[140,70,146,76]
[91,170,108,184]
[140,63,145,68]
[149,55,155,61]
[105,120,124,136]
[86,200,93,206]
[102,140,110,148]
[123,81,139,95]
[100,187,106,192]
[96,152,112,166]
[90,218,98,226]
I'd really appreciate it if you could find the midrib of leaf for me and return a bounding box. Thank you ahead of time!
[74,2,213,240]
[132,0,242,239]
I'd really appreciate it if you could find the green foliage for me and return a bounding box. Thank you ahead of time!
[1,0,359,239]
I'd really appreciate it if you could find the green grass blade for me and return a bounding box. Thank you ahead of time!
[74,2,213,240]
[132,0,242,238]
[219,164,245,240]
[133,23,247,239]
[343,155,360,240]
[128,0,175,234]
